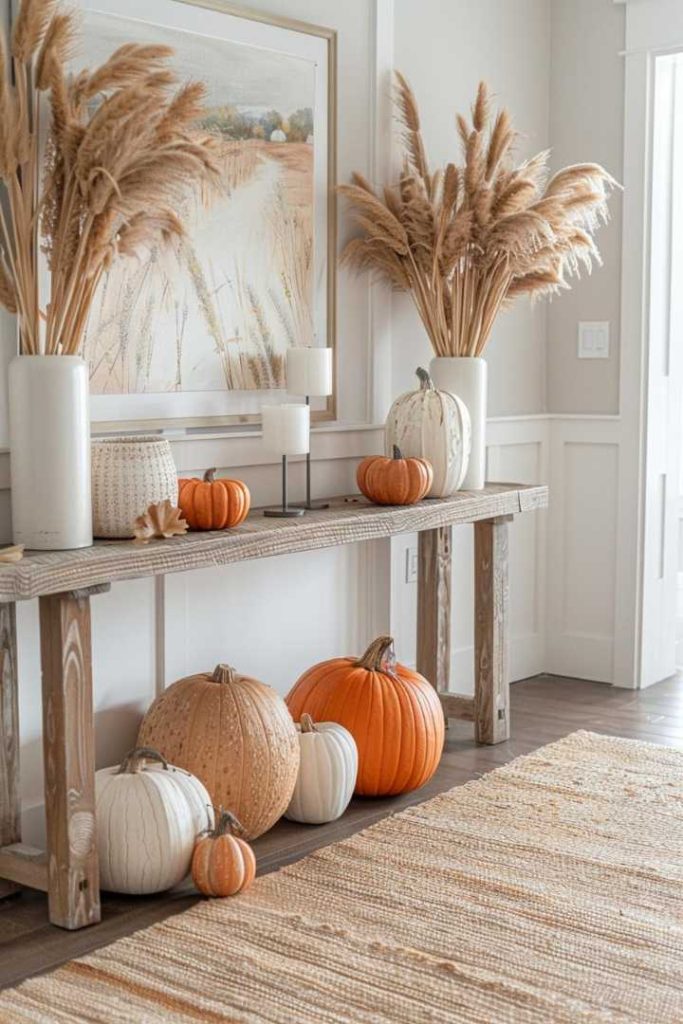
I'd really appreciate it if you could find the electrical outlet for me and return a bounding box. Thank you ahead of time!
[578,321,610,359]
[405,545,418,583]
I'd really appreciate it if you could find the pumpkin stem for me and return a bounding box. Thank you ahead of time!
[117,747,169,775]
[416,367,434,391]
[203,468,217,483]
[300,713,316,733]
[391,445,403,461]
[213,808,247,838]
[212,664,239,685]
[354,635,397,675]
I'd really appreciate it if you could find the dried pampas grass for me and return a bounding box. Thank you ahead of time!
[0,0,219,355]
[339,75,619,358]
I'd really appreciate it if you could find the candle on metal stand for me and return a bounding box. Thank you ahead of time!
[285,347,333,510]
[286,347,333,397]
[261,404,310,518]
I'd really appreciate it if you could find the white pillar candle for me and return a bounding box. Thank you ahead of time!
[262,404,310,455]
[286,347,333,397]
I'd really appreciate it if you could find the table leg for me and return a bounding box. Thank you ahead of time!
[0,602,19,898]
[417,526,452,693]
[39,589,100,930]
[474,517,511,744]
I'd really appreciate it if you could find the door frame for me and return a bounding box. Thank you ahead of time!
[614,0,683,688]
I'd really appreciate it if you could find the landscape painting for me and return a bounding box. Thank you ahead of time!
[78,0,334,427]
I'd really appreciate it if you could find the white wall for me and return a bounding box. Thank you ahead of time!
[390,0,553,694]
[6,0,627,847]
[392,0,551,417]
[8,0,396,845]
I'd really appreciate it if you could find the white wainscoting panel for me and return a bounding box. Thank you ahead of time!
[390,416,549,693]
[487,419,549,685]
[546,417,621,683]
[162,539,390,699]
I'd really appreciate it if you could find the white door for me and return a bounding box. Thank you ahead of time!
[613,2,683,689]
[640,54,683,687]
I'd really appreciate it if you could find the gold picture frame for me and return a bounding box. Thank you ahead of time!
[77,0,337,433]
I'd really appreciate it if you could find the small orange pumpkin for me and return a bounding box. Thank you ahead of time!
[178,469,250,530]
[191,810,256,898]
[286,635,445,797]
[357,446,433,506]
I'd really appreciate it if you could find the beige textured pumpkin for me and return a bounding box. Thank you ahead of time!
[138,664,299,839]
[385,368,471,497]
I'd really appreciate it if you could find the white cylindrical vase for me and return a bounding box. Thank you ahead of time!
[9,355,93,550]
[429,357,487,490]
[91,437,178,538]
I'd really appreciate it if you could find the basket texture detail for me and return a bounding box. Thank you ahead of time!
[91,437,178,539]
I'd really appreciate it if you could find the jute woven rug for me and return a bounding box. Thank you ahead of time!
[1,731,682,1023]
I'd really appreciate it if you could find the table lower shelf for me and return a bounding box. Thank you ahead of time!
[0,844,48,893]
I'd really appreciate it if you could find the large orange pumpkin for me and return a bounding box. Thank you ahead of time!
[178,469,250,530]
[286,636,444,797]
[138,664,299,838]
[357,446,433,506]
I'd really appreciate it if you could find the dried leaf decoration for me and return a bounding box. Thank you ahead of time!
[133,501,188,544]
[0,544,24,563]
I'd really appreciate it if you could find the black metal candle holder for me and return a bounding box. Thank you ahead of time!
[264,455,305,518]
[291,396,329,511]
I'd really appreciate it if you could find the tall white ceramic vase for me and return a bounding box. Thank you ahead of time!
[9,355,93,549]
[429,357,487,490]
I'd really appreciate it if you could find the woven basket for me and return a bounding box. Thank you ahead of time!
[91,437,178,539]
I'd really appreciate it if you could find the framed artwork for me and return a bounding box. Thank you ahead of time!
[76,0,336,430]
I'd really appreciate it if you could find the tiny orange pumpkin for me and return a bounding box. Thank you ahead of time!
[178,469,250,530]
[357,446,433,506]
[191,810,256,898]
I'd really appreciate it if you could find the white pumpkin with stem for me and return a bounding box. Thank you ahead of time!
[285,714,358,825]
[385,367,471,497]
[95,747,214,895]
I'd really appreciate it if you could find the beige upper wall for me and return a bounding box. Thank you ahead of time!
[547,0,625,414]
[392,0,626,417]
[392,0,551,416]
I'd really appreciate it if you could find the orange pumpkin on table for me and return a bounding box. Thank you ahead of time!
[178,469,250,530]
[286,635,444,797]
[357,446,433,506]
[192,810,256,897]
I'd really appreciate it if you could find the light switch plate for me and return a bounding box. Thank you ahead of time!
[578,321,610,359]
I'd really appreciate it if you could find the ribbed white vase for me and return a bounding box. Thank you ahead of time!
[9,355,93,550]
[429,357,487,490]
[91,436,178,538]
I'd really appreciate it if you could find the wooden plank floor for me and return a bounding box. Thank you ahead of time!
[1,672,681,991]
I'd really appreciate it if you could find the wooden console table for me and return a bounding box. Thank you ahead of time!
[0,482,547,930]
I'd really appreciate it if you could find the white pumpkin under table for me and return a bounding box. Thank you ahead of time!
[0,484,547,930]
